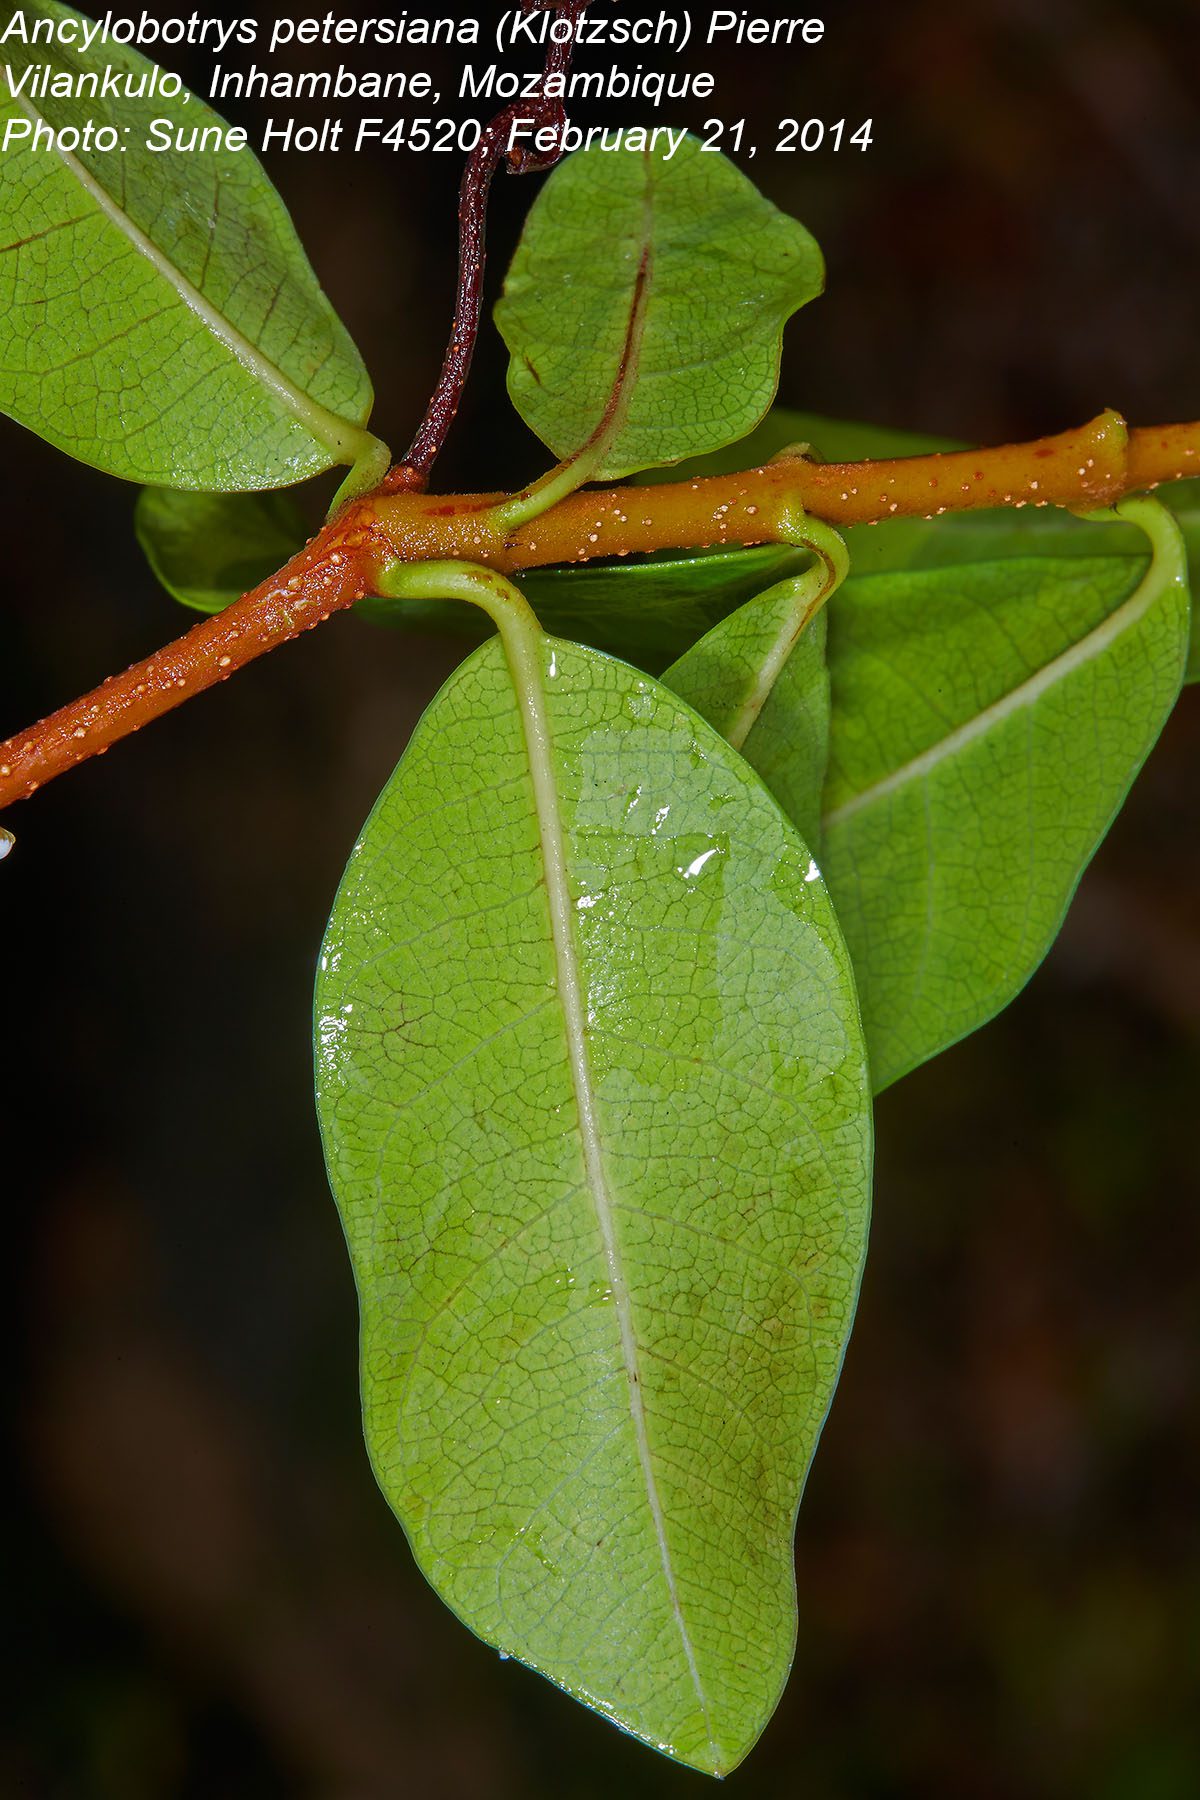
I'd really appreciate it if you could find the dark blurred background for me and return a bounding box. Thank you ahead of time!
[3,1,1199,1795]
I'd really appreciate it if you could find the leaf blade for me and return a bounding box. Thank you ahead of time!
[315,634,872,1771]
[496,138,823,479]
[659,415,1196,1083]
[822,502,1190,1088]
[0,1,378,488]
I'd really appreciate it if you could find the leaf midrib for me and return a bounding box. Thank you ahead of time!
[12,91,369,462]
[575,148,656,477]
[503,627,720,1772]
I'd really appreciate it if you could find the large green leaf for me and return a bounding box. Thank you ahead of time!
[822,503,1190,1089]
[496,137,823,480]
[659,488,1188,1089]
[315,631,872,1773]
[0,1,380,488]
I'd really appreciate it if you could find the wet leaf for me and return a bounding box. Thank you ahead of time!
[315,632,871,1773]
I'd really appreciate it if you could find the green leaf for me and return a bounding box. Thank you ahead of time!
[359,543,812,668]
[315,630,871,1774]
[495,137,823,481]
[822,501,1190,1089]
[657,421,1195,1086]
[135,487,307,613]
[0,0,381,489]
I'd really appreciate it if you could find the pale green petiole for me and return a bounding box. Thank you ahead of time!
[721,509,848,751]
[325,434,394,517]
[1082,495,1191,590]
[378,558,546,668]
[662,507,848,752]
[487,441,613,534]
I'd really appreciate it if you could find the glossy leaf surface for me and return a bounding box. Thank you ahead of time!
[316,634,872,1773]
[496,138,823,479]
[823,506,1190,1089]
[135,488,307,613]
[0,1,376,488]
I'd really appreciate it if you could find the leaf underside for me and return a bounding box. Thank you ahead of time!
[315,635,872,1773]
[822,544,1189,1088]
[0,0,373,488]
[496,137,824,480]
[655,414,1192,1089]
[664,536,1187,1093]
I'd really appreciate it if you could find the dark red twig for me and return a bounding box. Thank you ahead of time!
[391,0,593,488]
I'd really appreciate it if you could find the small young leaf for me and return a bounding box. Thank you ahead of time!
[316,633,871,1774]
[135,488,307,614]
[0,1,380,489]
[822,503,1190,1089]
[496,138,823,480]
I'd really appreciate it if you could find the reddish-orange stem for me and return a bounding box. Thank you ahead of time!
[0,501,393,807]
[1,410,1197,815]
